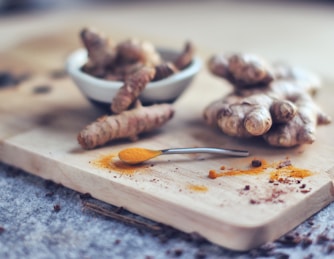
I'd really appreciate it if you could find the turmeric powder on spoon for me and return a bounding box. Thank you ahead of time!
[118,148,162,165]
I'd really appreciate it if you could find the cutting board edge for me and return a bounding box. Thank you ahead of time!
[1,140,334,251]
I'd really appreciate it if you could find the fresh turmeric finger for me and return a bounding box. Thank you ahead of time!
[111,67,156,114]
[78,103,174,149]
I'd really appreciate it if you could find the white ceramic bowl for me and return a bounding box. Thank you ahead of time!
[66,48,201,105]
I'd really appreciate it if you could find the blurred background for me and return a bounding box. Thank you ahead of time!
[0,0,333,13]
[1,0,333,77]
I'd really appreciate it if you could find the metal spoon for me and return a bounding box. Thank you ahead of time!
[118,147,249,165]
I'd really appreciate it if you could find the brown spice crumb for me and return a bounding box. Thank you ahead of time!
[277,234,301,246]
[251,159,262,167]
[33,85,52,94]
[45,191,54,197]
[316,233,330,244]
[49,69,67,79]
[0,71,16,87]
[301,237,313,248]
[250,242,276,257]
[250,199,259,204]
[300,189,311,194]
[208,170,217,179]
[53,204,61,212]
[244,185,250,191]
[79,193,92,199]
[44,180,62,189]
[0,70,30,87]
[327,244,334,254]
[270,252,289,259]
[307,220,314,226]
[299,184,306,189]
[173,249,183,257]
[277,159,292,169]
[194,251,207,259]
[220,165,225,170]
[115,206,124,214]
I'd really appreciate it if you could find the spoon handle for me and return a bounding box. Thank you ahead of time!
[161,147,249,157]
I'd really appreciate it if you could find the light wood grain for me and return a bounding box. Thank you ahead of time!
[1,22,334,250]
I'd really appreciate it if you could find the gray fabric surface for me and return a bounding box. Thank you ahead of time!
[0,162,333,259]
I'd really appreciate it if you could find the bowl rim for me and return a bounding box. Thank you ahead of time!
[66,47,202,90]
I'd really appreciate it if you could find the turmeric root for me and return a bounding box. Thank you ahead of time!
[116,38,161,67]
[152,41,195,81]
[111,67,156,114]
[204,52,331,147]
[153,62,178,82]
[173,41,195,70]
[109,40,195,113]
[80,27,116,76]
[76,28,195,149]
[109,62,145,81]
[80,28,194,84]
[78,102,174,149]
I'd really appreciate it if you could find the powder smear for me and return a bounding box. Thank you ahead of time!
[187,184,208,192]
[209,159,268,179]
[92,153,149,175]
[269,165,312,182]
[208,158,313,180]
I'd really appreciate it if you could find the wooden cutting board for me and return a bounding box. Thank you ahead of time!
[1,29,334,251]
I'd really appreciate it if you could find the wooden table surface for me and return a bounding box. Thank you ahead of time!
[1,1,334,77]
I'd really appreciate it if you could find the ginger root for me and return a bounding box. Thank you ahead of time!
[78,102,174,149]
[204,52,331,147]
[208,53,274,88]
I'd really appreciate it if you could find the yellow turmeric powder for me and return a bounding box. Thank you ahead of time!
[92,153,148,174]
[187,184,208,192]
[269,165,312,181]
[208,158,313,181]
[208,159,268,179]
[118,147,162,165]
